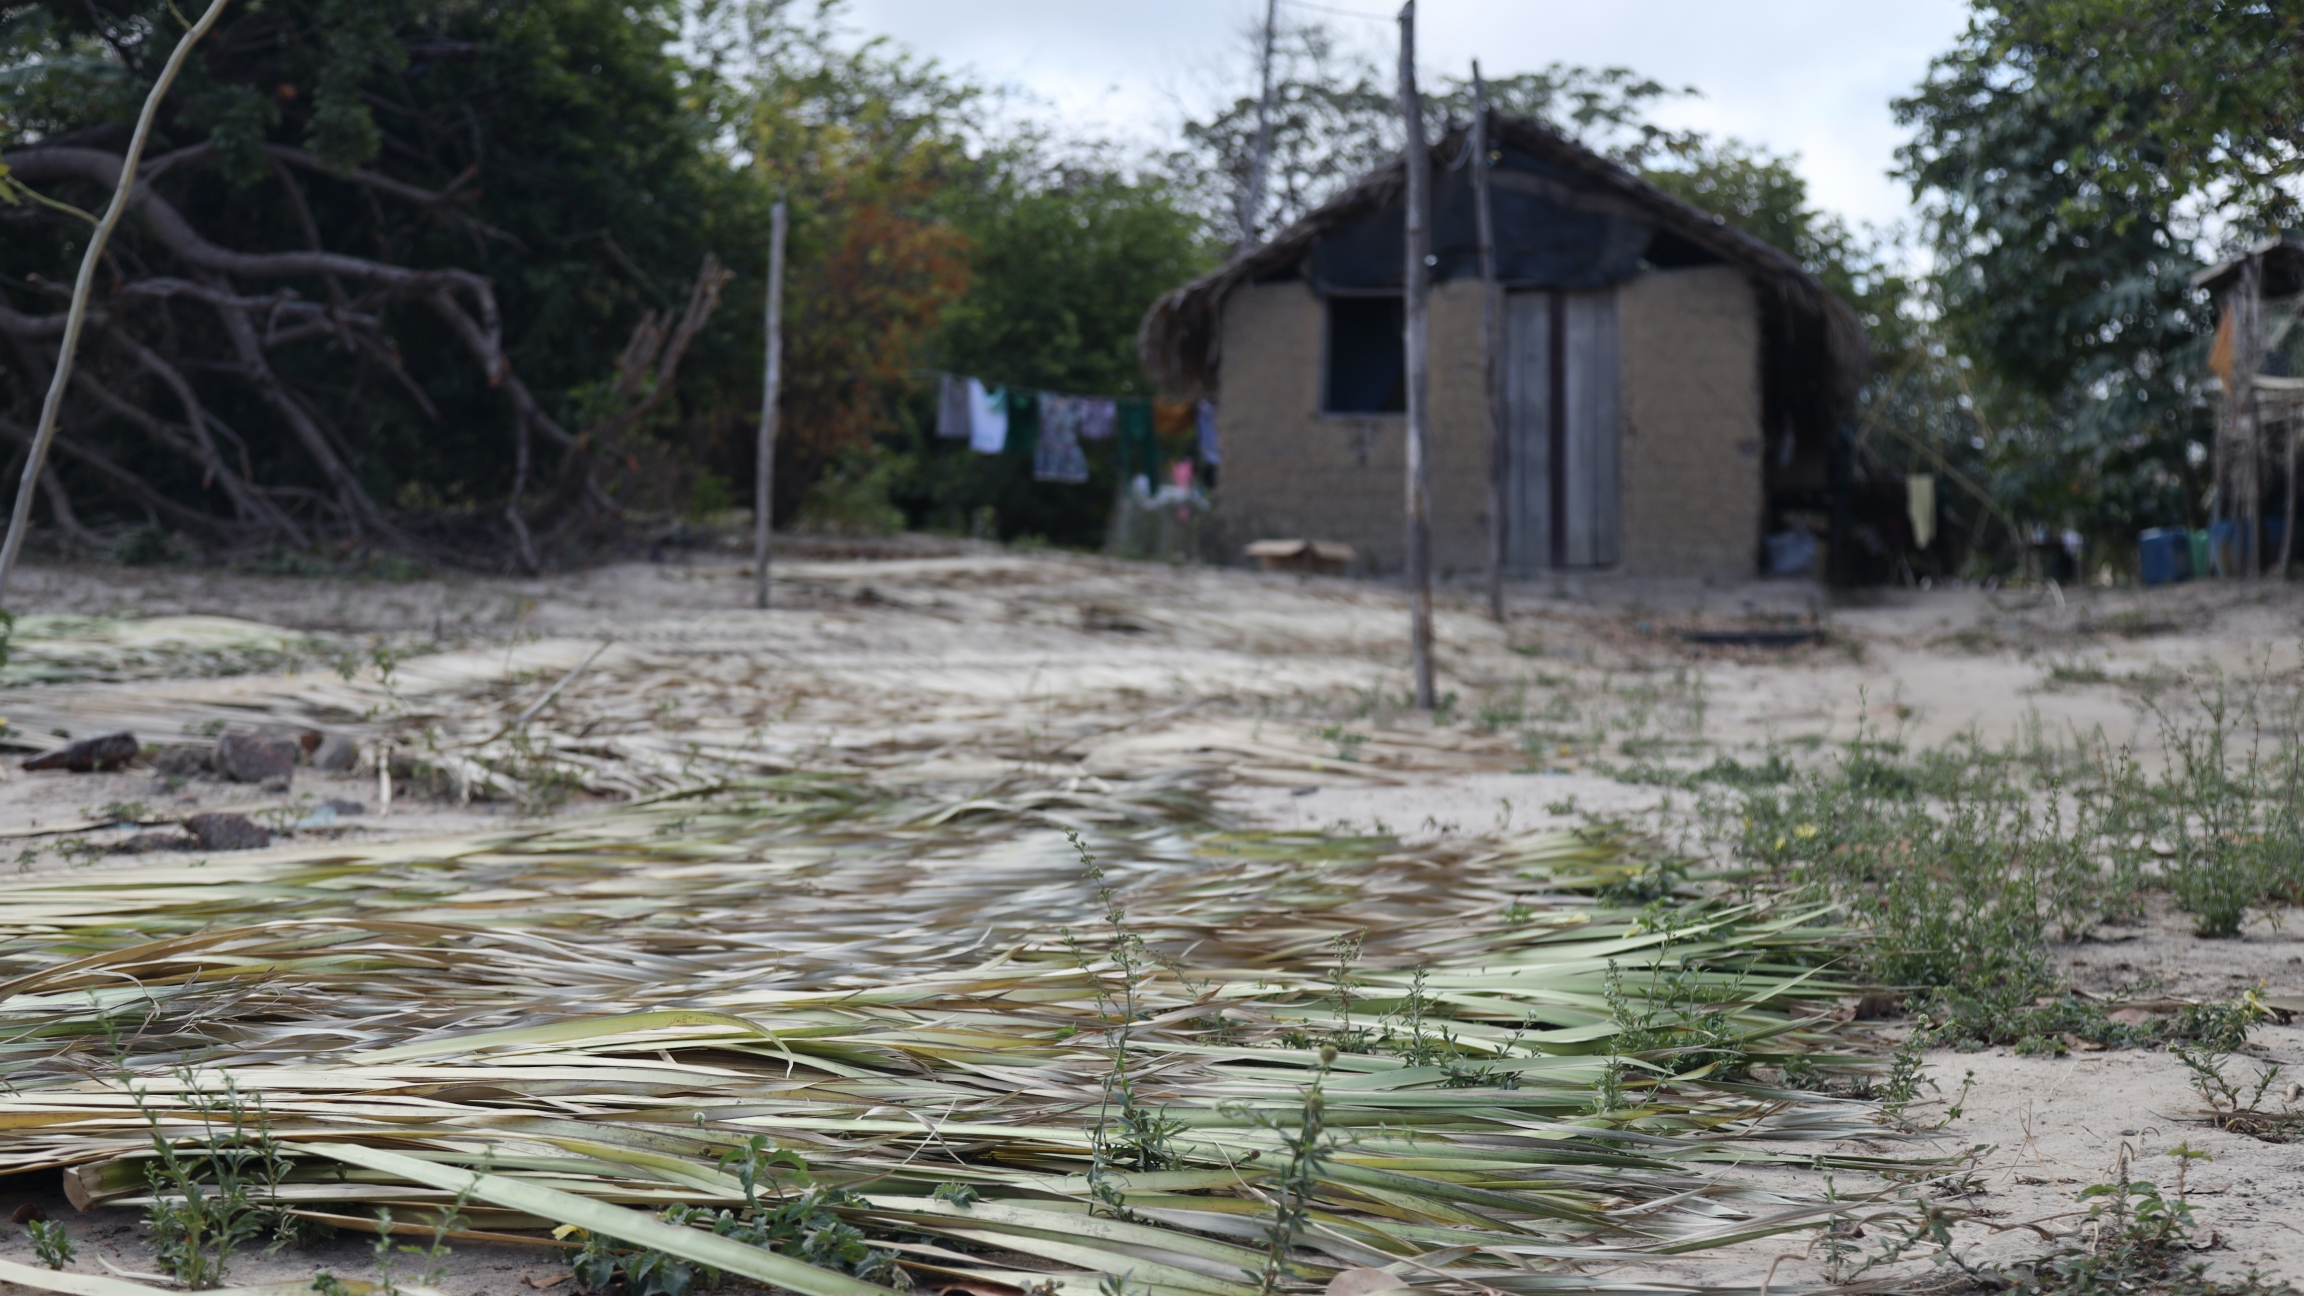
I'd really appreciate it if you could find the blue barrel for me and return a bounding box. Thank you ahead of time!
[2139,528,2189,585]
[2210,519,2245,576]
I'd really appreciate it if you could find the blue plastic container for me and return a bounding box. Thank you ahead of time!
[2139,528,2190,585]
[2210,519,2245,576]
[2206,519,2288,576]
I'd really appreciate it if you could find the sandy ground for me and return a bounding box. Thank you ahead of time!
[1906,1022,2304,1282]
[9,548,2304,1290]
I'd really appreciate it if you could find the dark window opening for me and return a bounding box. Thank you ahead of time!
[1324,296,1405,414]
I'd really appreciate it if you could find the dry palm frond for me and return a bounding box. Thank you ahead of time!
[0,778,1917,1295]
[0,614,330,687]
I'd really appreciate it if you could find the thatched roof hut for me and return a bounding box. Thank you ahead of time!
[1136,113,1885,582]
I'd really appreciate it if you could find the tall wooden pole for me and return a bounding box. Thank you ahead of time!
[0,0,229,604]
[753,193,787,611]
[1236,0,1281,253]
[1398,2,1435,710]
[1471,62,1506,623]
[2239,253,2264,577]
[2281,411,2297,580]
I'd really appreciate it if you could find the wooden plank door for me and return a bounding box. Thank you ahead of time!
[1504,288,1621,570]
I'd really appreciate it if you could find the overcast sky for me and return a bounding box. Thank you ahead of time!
[839,0,1977,236]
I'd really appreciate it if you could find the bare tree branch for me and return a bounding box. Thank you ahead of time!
[37,468,103,549]
[0,414,256,538]
[210,284,400,541]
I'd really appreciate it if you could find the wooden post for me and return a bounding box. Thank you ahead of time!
[1471,63,1506,623]
[1236,0,1281,254]
[2242,255,2270,576]
[2281,413,2297,580]
[0,0,229,604]
[2240,254,2264,577]
[753,193,787,611]
[1398,2,1435,710]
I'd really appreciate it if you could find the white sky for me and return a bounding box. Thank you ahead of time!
[838,0,1977,235]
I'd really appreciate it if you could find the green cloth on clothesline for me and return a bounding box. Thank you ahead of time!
[1116,397,1156,481]
[1001,388,1039,460]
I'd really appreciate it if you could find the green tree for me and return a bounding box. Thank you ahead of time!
[1965,3,2304,236]
[1895,6,2213,548]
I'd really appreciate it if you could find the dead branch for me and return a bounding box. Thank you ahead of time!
[1,136,727,569]
[522,255,731,543]
[0,414,255,538]
[36,467,103,549]
[209,284,400,541]
[537,255,728,464]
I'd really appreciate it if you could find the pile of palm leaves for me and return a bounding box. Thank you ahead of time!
[0,615,329,687]
[0,778,1926,1295]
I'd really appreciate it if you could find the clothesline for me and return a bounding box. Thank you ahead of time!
[933,372,1218,485]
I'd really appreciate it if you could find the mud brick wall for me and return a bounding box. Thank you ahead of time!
[1617,266,1763,578]
[1210,267,1762,578]
[1210,279,1491,575]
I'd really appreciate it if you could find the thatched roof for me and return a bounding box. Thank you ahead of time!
[1140,113,1871,412]
[2192,233,2304,298]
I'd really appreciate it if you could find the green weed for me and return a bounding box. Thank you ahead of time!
[1065,829,1183,1225]
[364,1189,467,1296]
[1671,709,2278,1050]
[1316,726,1369,762]
[572,1186,900,1296]
[132,1070,303,1288]
[1473,687,1525,733]
[1997,1143,2296,1295]
[2171,1032,2302,1140]
[1243,1044,1339,1296]
[27,1218,74,1270]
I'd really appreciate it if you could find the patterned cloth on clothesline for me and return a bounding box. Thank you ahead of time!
[1033,393,1091,484]
[1077,397,1117,440]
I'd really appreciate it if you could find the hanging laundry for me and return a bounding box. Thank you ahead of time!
[1906,474,1937,550]
[1195,400,1219,466]
[967,378,1007,454]
[1077,397,1118,441]
[1041,393,1082,444]
[1002,388,1040,460]
[935,373,970,440]
[1117,397,1157,482]
[1153,397,1196,437]
[1034,393,1090,484]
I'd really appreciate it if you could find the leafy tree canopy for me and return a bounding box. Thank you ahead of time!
[1896,1,2215,540]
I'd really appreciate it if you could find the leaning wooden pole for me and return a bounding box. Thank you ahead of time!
[0,0,229,604]
[1471,63,1506,623]
[753,193,787,611]
[1398,2,1435,709]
